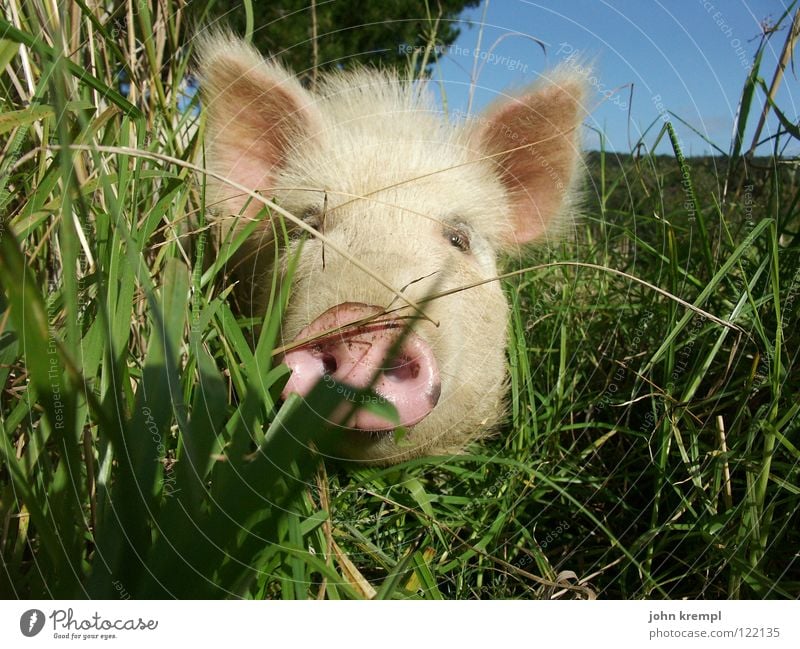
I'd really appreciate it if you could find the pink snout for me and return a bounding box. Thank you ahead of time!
[280,303,441,431]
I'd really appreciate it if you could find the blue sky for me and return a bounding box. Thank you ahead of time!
[431,1,798,155]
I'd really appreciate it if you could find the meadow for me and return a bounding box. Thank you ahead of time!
[0,1,798,599]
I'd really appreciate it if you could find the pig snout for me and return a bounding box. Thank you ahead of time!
[280,302,441,431]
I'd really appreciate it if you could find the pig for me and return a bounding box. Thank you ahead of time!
[198,35,585,465]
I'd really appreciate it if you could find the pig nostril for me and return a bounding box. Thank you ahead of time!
[320,352,338,375]
[281,304,441,431]
[384,356,420,382]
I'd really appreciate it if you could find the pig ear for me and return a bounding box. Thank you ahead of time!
[473,72,585,247]
[198,35,319,221]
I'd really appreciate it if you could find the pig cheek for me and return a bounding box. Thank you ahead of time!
[401,273,506,451]
[437,282,508,442]
[279,243,330,341]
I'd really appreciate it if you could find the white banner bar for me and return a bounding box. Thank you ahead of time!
[1,600,798,648]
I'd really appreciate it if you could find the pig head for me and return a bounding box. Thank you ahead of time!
[199,36,585,464]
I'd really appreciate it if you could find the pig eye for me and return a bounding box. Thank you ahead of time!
[301,206,322,229]
[445,224,471,252]
[288,206,323,241]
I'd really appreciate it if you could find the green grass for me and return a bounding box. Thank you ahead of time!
[0,1,798,599]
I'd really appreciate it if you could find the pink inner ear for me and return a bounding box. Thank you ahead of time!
[504,180,565,245]
[477,80,584,246]
[211,148,273,217]
[203,56,315,221]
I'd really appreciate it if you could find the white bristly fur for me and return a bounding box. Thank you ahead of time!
[199,33,587,464]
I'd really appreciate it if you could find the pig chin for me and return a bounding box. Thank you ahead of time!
[279,301,447,460]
